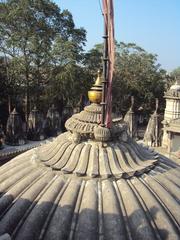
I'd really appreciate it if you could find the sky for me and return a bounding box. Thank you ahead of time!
[55,0,180,71]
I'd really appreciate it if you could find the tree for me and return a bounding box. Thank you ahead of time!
[0,0,86,116]
[114,42,166,113]
[83,42,166,114]
[0,56,11,126]
[83,44,103,76]
[44,30,88,107]
[171,66,180,80]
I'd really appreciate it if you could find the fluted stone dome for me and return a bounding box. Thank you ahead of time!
[0,102,180,240]
[65,103,102,136]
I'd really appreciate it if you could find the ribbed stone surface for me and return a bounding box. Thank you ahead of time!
[35,132,158,178]
[0,151,179,239]
[0,101,180,240]
[65,104,102,135]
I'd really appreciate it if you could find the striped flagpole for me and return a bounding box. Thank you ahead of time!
[102,0,115,128]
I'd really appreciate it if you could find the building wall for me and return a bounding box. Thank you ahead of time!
[162,97,180,149]
[168,133,180,152]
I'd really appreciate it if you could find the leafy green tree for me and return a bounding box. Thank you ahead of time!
[0,57,8,105]
[83,42,166,114]
[83,44,103,76]
[114,42,166,113]
[0,0,86,116]
[0,56,11,126]
[171,66,180,80]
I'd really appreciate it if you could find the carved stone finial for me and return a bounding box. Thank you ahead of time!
[27,107,45,141]
[94,125,111,142]
[124,97,137,138]
[175,76,180,85]
[5,108,26,146]
[45,105,61,136]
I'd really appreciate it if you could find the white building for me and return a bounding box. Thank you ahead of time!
[162,79,180,153]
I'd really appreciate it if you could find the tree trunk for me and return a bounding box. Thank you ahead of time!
[8,95,11,114]
[25,68,30,123]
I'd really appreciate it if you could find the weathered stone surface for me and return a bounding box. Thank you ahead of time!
[5,108,26,146]
[143,99,162,147]
[35,131,158,178]
[0,154,179,239]
[162,80,180,151]
[27,107,46,141]
[0,101,179,240]
[124,97,137,139]
[65,103,101,136]
[0,234,11,240]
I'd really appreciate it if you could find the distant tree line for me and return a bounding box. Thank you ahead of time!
[0,0,89,119]
[84,42,176,116]
[171,67,180,80]
[0,0,177,128]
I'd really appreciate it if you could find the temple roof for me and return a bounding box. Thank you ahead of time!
[65,103,102,135]
[0,74,180,239]
[165,80,180,99]
[0,148,179,239]
[35,131,157,178]
[170,80,180,92]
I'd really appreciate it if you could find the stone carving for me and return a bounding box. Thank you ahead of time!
[45,105,61,137]
[162,80,180,148]
[5,108,26,146]
[164,117,180,152]
[169,118,180,125]
[110,117,128,142]
[27,106,46,141]
[65,103,101,138]
[68,132,81,144]
[94,125,111,142]
[124,96,137,138]
[143,99,162,147]
[0,234,11,240]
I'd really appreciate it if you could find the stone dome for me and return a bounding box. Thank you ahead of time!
[65,103,102,136]
[0,102,180,240]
